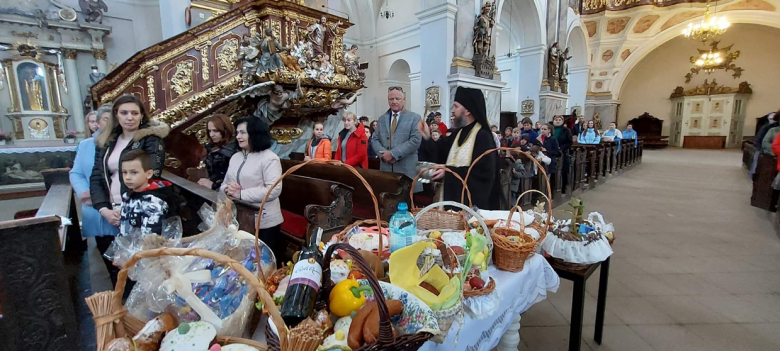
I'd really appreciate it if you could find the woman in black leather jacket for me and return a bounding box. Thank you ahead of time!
[198,114,238,190]
[90,95,169,285]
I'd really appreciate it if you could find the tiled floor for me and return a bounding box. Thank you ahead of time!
[516,148,780,350]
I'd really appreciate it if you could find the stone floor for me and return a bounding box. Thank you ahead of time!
[517,148,780,350]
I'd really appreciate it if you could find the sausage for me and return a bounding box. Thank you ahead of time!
[419,281,440,296]
[348,301,376,349]
[362,299,404,344]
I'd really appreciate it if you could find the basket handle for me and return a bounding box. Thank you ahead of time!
[321,243,395,345]
[114,247,287,343]
[512,189,553,230]
[409,165,473,209]
[413,201,490,242]
[463,146,553,208]
[253,159,383,268]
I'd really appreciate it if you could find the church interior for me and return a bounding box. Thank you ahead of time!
[1,0,779,350]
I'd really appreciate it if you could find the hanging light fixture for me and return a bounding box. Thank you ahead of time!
[694,51,724,73]
[681,0,730,42]
[687,41,742,80]
[380,0,394,20]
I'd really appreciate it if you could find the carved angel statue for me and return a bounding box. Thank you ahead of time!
[331,89,363,110]
[547,42,559,81]
[343,44,363,80]
[238,35,260,87]
[473,1,496,56]
[227,80,304,126]
[307,16,342,57]
[79,0,108,23]
[558,47,572,81]
[258,27,289,76]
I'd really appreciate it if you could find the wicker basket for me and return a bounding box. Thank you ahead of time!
[464,147,554,273]
[265,243,434,351]
[85,248,273,351]
[409,165,474,231]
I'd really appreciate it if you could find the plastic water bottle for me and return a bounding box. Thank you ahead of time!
[389,202,417,253]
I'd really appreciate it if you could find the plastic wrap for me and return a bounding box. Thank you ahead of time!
[463,288,502,319]
[104,216,183,269]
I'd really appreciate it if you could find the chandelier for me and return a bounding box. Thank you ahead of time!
[685,41,743,82]
[681,1,729,42]
[694,51,724,73]
[380,0,394,19]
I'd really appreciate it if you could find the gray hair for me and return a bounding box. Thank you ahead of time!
[96,104,112,118]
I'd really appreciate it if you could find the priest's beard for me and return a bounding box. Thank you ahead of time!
[451,113,471,129]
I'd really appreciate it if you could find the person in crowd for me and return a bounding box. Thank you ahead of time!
[118,149,179,236]
[552,115,573,185]
[359,116,370,127]
[70,104,115,262]
[622,123,638,146]
[369,120,379,136]
[496,132,504,147]
[503,126,513,143]
[198,114,239,190]
[431,128,442,141]
[751,112,778,178]
[86,111,99,137]
[534,121,542,135]
[418,87,497,209]
[603,122,623,153]
[433,111,447,135]
[529,140,552,175]
[510,127,522,147]
[538,123,561,175]
[509,140,550,198]
[90,95,169,286]
[578,120,601,144]
[762,123,780,154]
[370,87,422,191]
[304,121,332,161]
[515,134,530,151]
[221,116,284,257]
[364,126,378,159]
[336,111,368,168]
[521,118,538,141]
[572,114,586,138]
[771,129,780,190]
[491,125,499,134]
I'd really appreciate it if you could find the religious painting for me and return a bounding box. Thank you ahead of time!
[693,102,702,113]
[709,117,721,129]
[28,118,50,140]
[15,61,50,112]
[690,117,702,129]
[711,101,723,113]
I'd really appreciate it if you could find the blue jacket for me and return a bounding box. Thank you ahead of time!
[69,137,119,237]
[579,129,601,144]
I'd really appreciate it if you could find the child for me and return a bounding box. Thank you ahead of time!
[510,127,522,147]
[118,149,178,236]
[431,128,441,141]
[304,122,332,161]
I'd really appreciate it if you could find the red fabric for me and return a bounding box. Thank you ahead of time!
[351,205,375,220]
[280,210,307,238]
[438,122,448,136]
[145,179,172,191]
[772,134,780,171]
[335,126,368,168]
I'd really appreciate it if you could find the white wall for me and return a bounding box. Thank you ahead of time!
[619,24,780,136]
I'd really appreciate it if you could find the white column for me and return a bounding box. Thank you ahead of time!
[417,2,457,122]
[568,65,589,114]
[93,49,108,73]
[408,72,422,116]
[62,49,85,134]
[517,44,546,121]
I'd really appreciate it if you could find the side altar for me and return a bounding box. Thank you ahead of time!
[90,0,365,173]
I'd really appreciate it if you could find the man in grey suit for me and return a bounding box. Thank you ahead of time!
[370,87,423,192]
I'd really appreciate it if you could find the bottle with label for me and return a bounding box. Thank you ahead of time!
[280,228,323,327]
[389,202,417,253]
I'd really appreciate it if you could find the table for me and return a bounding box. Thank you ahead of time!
[547,257,611,351]
[419,254,560,351]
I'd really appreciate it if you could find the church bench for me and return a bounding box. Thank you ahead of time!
[163,171,353,260]
[743,141,756,170]
[750,153,779,212]
[280,159,411,221]
[571,146,589,194]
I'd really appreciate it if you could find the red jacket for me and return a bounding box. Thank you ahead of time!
[437,122,448,136]
[772,133,780,171]
[335,126,368,168]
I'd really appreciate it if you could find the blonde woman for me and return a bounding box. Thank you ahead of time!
[335,111,368,168]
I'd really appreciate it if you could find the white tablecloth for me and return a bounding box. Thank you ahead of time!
[419,254,560,351]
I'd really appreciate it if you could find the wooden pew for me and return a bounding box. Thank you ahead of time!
[751,153,779,212]
[280,160,411,221]
[743,140,756,170]
[0,169,84,350]
[164,171,353,259]
[572,146,588,194]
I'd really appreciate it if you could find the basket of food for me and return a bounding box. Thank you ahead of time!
[86,247,274,351]
[409,165,473,231]
[541,199,614,271]
[264,243,439,351]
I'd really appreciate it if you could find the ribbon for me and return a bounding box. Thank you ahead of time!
[163,267,223,330]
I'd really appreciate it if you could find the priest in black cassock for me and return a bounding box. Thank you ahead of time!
[417,87,497,209]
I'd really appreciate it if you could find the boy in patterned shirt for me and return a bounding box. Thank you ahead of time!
[118,149,178,235]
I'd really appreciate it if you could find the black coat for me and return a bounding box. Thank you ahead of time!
[541,136,561,173]
[205,140,239,190]
[90,120,170,212]
[553,126,573,152]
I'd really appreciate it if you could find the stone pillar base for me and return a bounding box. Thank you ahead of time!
[585,94,620,128]
[539,90,570,122]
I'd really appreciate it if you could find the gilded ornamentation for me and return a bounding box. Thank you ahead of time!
[217,38,240,72]
[53,116,65,139]
[170,61,195,98]
[62,49,78,60]
[670,79,752,98]
[198,43,211,81]
[92,49,107,60]
[3,61,21,113]
[269,126,303,144]
[425,86,441,109]
[156,74,242,128]
[272,19,283,43]
[147,75,156,111]
[13,118,24,139]
[100,65,159,104]
[164,154,182,168]
[686,41,742,82]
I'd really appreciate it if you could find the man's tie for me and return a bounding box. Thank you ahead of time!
[390,113,398,147]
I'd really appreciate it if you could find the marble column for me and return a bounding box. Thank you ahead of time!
[92,49,108,73]
[417,2,457,120]
[557,0,568,48]
[408,72,423,116]
[62,49,85,134]
[451,0,475,76]
[517,44,546,120]
[567,66,589,114]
